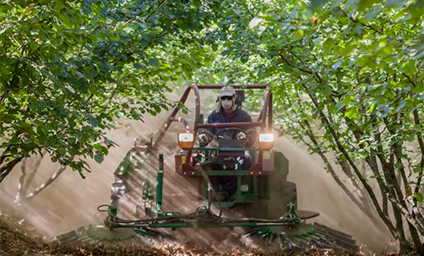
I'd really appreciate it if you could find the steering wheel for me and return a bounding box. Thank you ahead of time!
[216,128,247,140]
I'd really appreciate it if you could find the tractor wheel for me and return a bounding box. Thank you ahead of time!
[281,181,297,212]
[267,181,297,219]
[240,199,269,219]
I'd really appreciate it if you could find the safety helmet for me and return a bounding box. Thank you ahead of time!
[220,85,236,97]
[216,86,237,112]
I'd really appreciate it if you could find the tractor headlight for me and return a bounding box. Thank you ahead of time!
[258,133,274,149]
[178,133,194,149]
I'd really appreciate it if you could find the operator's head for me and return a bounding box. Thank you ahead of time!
[217,85,237,112]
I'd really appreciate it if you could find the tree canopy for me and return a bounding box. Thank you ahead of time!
[1,0,424,252]
[0,0,220,180]
[202,0,424,251]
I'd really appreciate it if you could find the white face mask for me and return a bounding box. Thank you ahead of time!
[221,99,233,110]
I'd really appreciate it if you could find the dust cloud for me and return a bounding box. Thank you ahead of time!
[275,138,395,252]
[0,90,394,253]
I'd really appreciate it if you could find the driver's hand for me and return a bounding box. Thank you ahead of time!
[198,133,210,144]
[236,132,247,140]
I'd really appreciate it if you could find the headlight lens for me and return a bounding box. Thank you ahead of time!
[178,133,194,149]
[258,133,274,149]
[259,134,274,143]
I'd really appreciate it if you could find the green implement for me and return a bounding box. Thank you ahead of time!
[55,84,358,252]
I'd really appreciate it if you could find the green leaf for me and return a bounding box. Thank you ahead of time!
[221,49,232,56]
[358,0,384,11]
[94,153,104,164]
[105,138,117,148]
[89,117,100,127]
[369,103,375,113]
[336,101,345,111]
[133,62,143,69]
[149,58,159,66]
[69,147,79,156]
[402,60,416,76]
[93,143,102,151]
[323,38,334,51]
[341,42,357,56]
[57,147,66,156]
[345,108,358,119]
[395,100,406,113]
[413,165,422,173]
[193,0,201,8]
[385,0,405,7]
[363,6,381,21]
[330,6,345,17]
[414,192,423,203]
[241,54,250,63]
[309,0,330,12]
[332,60,343,70]
[293,30,304,40]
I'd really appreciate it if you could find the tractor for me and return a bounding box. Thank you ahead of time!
[57,84,358,252]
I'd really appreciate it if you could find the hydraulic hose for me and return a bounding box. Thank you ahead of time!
[194,163,222,218]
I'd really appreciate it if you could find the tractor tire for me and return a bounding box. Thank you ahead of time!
[267,181,297,219]
[281,181,297,212]
[240,199,269,219]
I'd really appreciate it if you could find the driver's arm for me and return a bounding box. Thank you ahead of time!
[198,111,216,144]
[241,111,252,123]
[240,111,257,146]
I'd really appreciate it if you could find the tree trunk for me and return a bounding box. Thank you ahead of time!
[0,156,24,183]
[15,158,27,204]
[26,165,67,200]
[408,222,424,254]
[22,151,46,196]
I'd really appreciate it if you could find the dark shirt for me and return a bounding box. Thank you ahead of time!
[205,106,255,166]
[207,107,252,123]
[205,107,252,136]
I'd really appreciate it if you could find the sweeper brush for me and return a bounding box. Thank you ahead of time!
[55,84,358,252]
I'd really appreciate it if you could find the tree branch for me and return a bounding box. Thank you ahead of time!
[298,80,398,237]
[279,52,314,75]
[144,0,167,21]
[0,156,24,183]
[22,150,47,196]
[287,82,372,216]
[341,8,384,35]
[401,72,424,195]
[26,165,67,200]
[413,108,424,195]
[15,158,27,204]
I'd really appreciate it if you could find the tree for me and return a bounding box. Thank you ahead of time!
[200,0,424,252]
[3,0,424,252]
[0,0,221,182]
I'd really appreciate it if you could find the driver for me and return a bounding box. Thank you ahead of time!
[198,85,253,144]
[198,85,254,201]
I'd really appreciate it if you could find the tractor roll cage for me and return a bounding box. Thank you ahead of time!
[151,84,272,175]
[154,84,273,148]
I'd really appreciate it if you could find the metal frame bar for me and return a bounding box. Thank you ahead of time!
[153,84,273,167]
[114,220,296,229]
[196,84,268,89]
[197,122,263,129]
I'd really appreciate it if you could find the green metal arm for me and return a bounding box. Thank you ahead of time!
[192,147,263,151]
[156,154,163,216]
